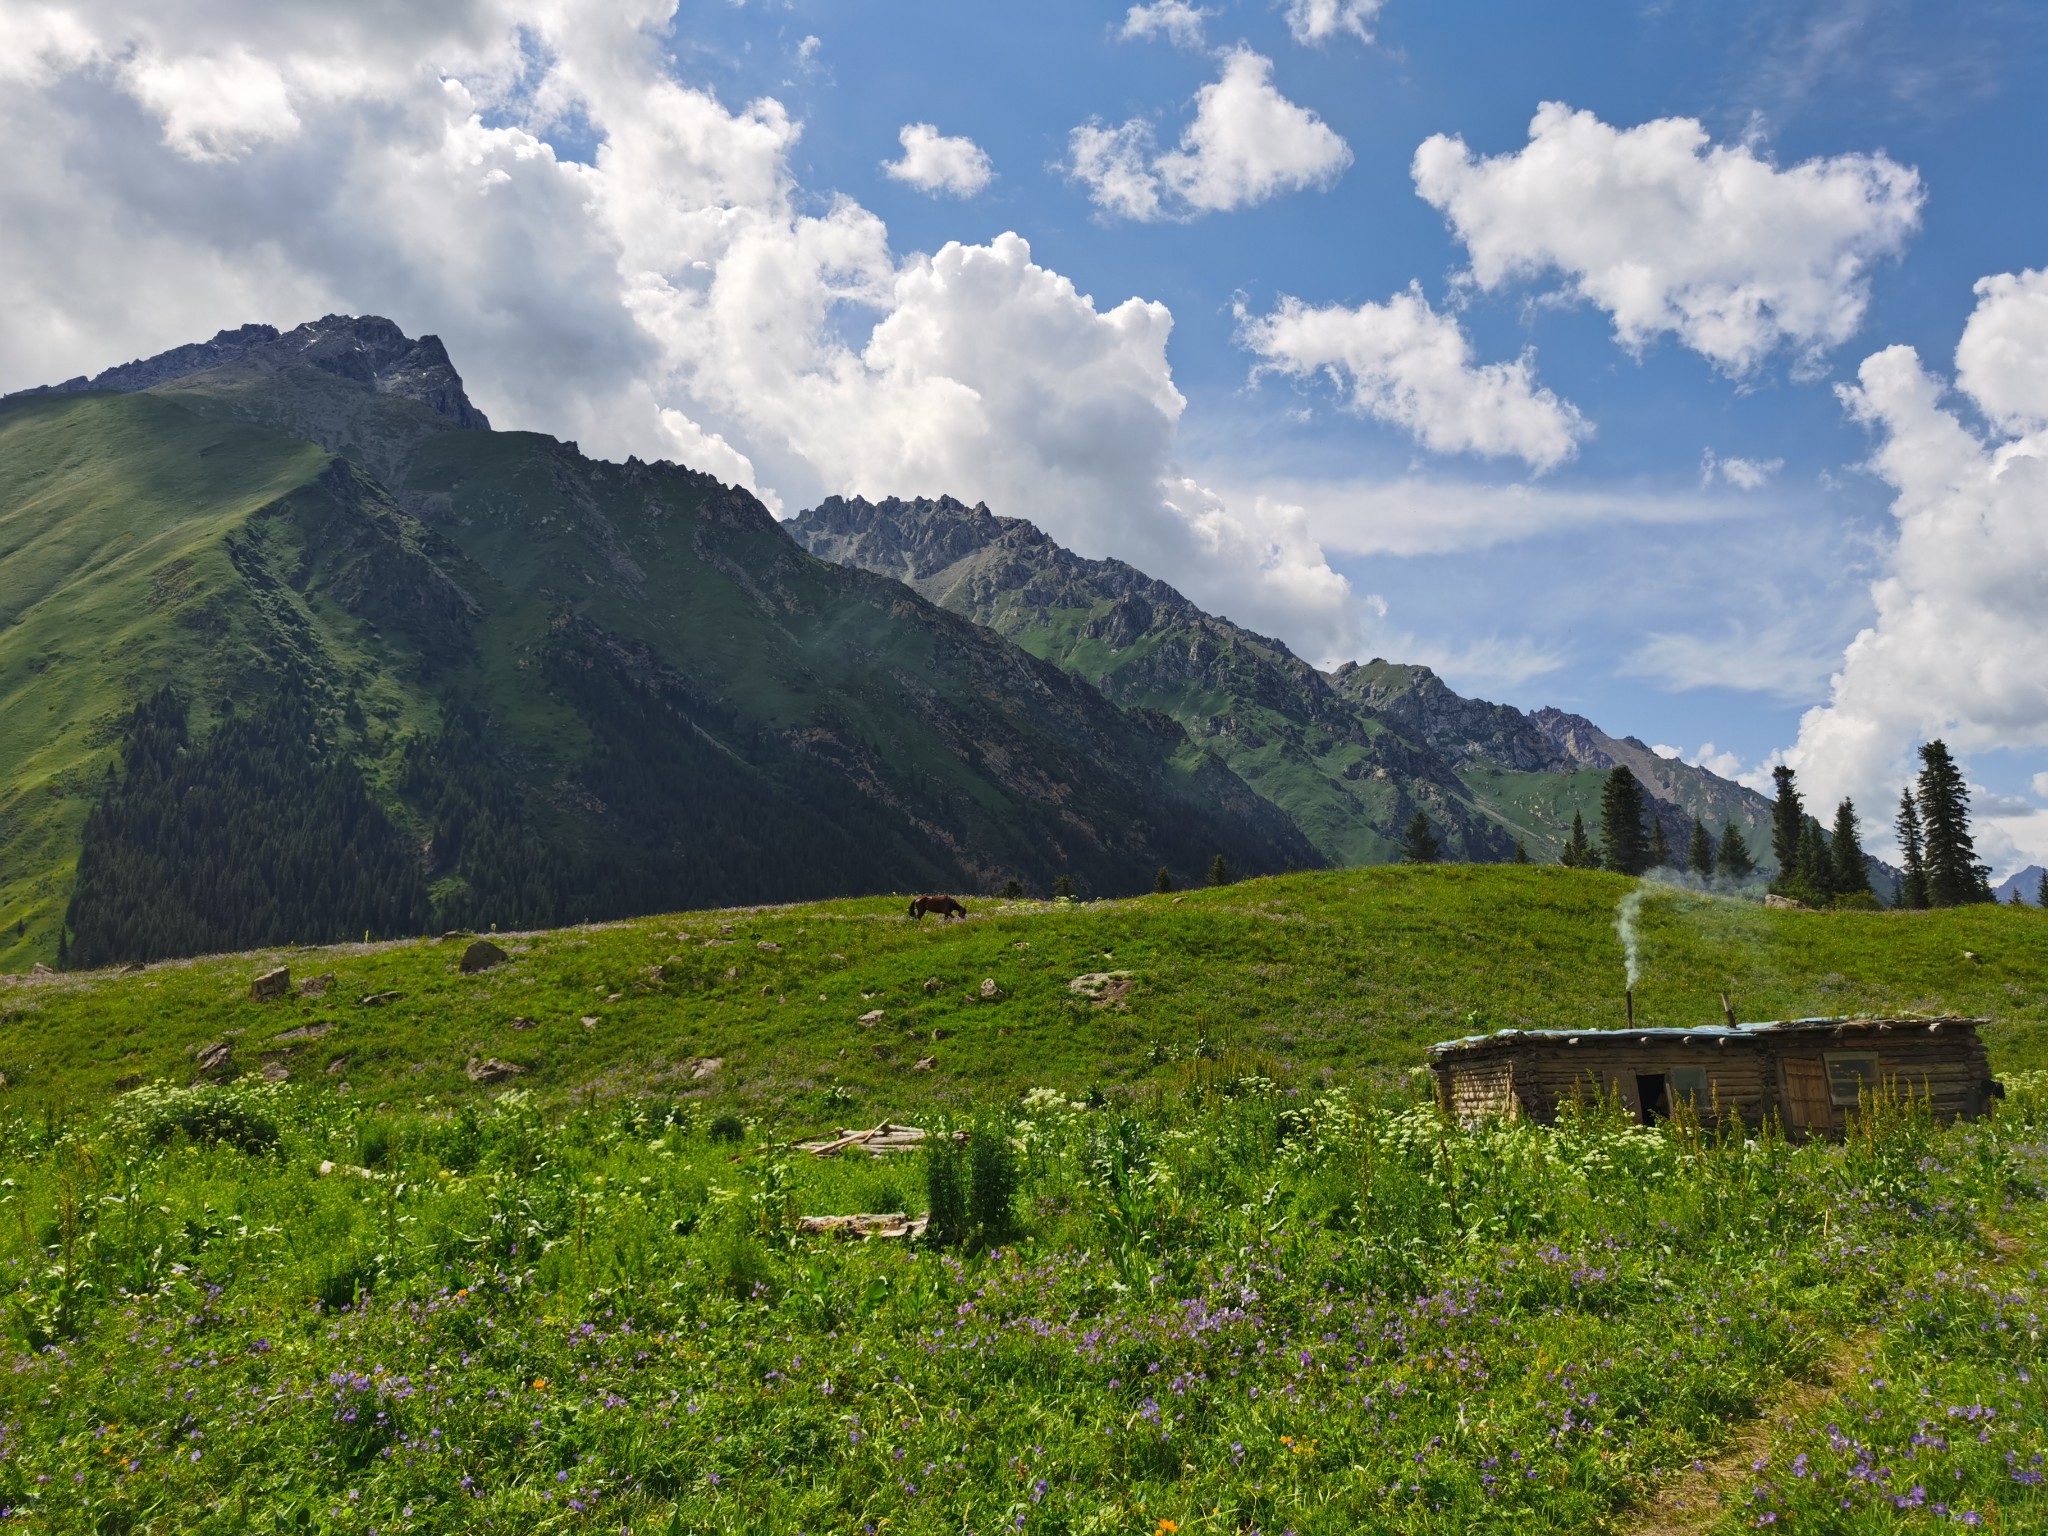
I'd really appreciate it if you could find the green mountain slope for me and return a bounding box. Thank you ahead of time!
[787,494,1783,868]
[0,319,1311,969]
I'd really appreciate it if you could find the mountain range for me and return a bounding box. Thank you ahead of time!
[3,316,1781,970]
[789,495,1779,870]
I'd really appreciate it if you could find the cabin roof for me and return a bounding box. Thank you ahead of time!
[1426,1015,1982,1061]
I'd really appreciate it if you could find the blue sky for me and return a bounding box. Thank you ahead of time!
[6,0,2048,867]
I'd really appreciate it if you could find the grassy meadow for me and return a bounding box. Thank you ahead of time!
[3,866,2048,1533]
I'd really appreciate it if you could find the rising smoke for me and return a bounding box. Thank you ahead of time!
[1615,885,1645,991]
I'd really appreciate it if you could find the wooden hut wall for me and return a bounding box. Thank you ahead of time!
[1760,1026,1992,1137]
[1507,1043,1769,1124]
[1438,1056,1518,1121]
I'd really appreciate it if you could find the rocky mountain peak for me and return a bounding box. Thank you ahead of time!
[7,314,490,430]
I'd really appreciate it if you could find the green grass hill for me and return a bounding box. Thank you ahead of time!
[5,866,2043,1112]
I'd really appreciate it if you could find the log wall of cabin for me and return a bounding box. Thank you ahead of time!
[1761,1026,1993,1137]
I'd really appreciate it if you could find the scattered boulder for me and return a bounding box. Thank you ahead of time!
[757,941,780,952]
[299,973,335,998]
[440,930,472,941]
[858,1009,885,1027]
[271,1023,331,1043]
[796,1212,928,1240]
[509,1016,537,1030]
[249,966,293,1002]
[979,978,1002,1001]
[359,991,403,1007]
[459,939,508,974]
[326,1057,349,1074]
[912,1055,936,1071]
[192,1041,235,1080]
[923,977,941,995]
[931,1028,953,1041]
[1763,893,1808,911]
[260,1062,291,1083]
[1963,950,1983,964]
[686,1056,723,1080]
[581,1015,599,1029]
[113,1073,147,1091]
[1068,971,1135,1007]
[466,1056,525,1084]
[29,962,54,978]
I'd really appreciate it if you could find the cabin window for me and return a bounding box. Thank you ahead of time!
[1668,1065,1710,1108]
[1824,1052,1881,1107]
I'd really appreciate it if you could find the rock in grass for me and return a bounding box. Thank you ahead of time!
[466,1056,525,1084]
[459,938,508,974]
[359,991,403,1007]
[923,977,941,995]
[912,1055,936,1071]
[299,973,335,998]
[250,966,292,1002]
[192,1041,235,1080]
[859,1009,885,1027]
[979,978,1002,1001]
[261,1062,290,1083]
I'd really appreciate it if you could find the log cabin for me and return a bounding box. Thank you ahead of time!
[1428,1015,1998,1138]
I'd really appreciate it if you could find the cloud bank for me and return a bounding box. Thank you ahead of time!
[1788,269,2048,828]
[882,123,993,198]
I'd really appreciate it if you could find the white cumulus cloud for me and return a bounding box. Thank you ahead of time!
[1413,102,1924,374]
[1701,449,1784,489]
[1068,47,1350,221]
[1284,0,1386,45]
[882,123,993,198]
[1785,274,2048,841]
[1239,283,1587,471]
[1120,1,1210,47]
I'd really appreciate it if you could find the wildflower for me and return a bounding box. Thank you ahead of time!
[533,1378,548,1391]
[1158,1522,1179,1534]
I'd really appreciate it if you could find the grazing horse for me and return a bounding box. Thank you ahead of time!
[908,894,968,922]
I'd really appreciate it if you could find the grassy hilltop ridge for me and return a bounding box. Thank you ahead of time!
[6,866,2045,1113]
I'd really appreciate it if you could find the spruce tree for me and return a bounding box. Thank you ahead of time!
[1207,854,1230,887]
[1401,811,1441,864]
[1795,815,1835,901]
[1599,767,1651,876]
[1511,839,1531,865]
[2038,869,2047,910]
[1770,765,1804,881]
[1895,789,1929,909]
[1686,816,1714,878]
[1829,798,1872,896]
[1916,740,1991,906]
[1154,866,1174,894]
[1716,822,1755,879]
[1560,811,1595,869]
[1649,817,1673,869]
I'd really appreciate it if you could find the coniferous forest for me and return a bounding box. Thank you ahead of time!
[65,689,430,966]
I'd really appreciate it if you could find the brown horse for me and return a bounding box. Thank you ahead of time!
[908,894,967,922]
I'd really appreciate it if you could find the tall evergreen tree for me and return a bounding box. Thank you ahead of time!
[1829,798,1872,896]
[1401,811,1441,865]
[1895,789,1930,909]
[1795,815,1836,900]
[1560,812,1595,869]
[2038,869,2047,910]
[1716,822,1755,879]
[1916,740,1992,907]
[1511,839,1531,865]
[1599,767,1652,876]
[1154,866,1174,894]
[1207,854,1231,887]
[1687,816,1714,878]
[1770,765,1805,879]
[1649,817,1673,869]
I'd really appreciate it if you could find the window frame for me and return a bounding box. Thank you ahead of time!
[1823,1051,1881,1108]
